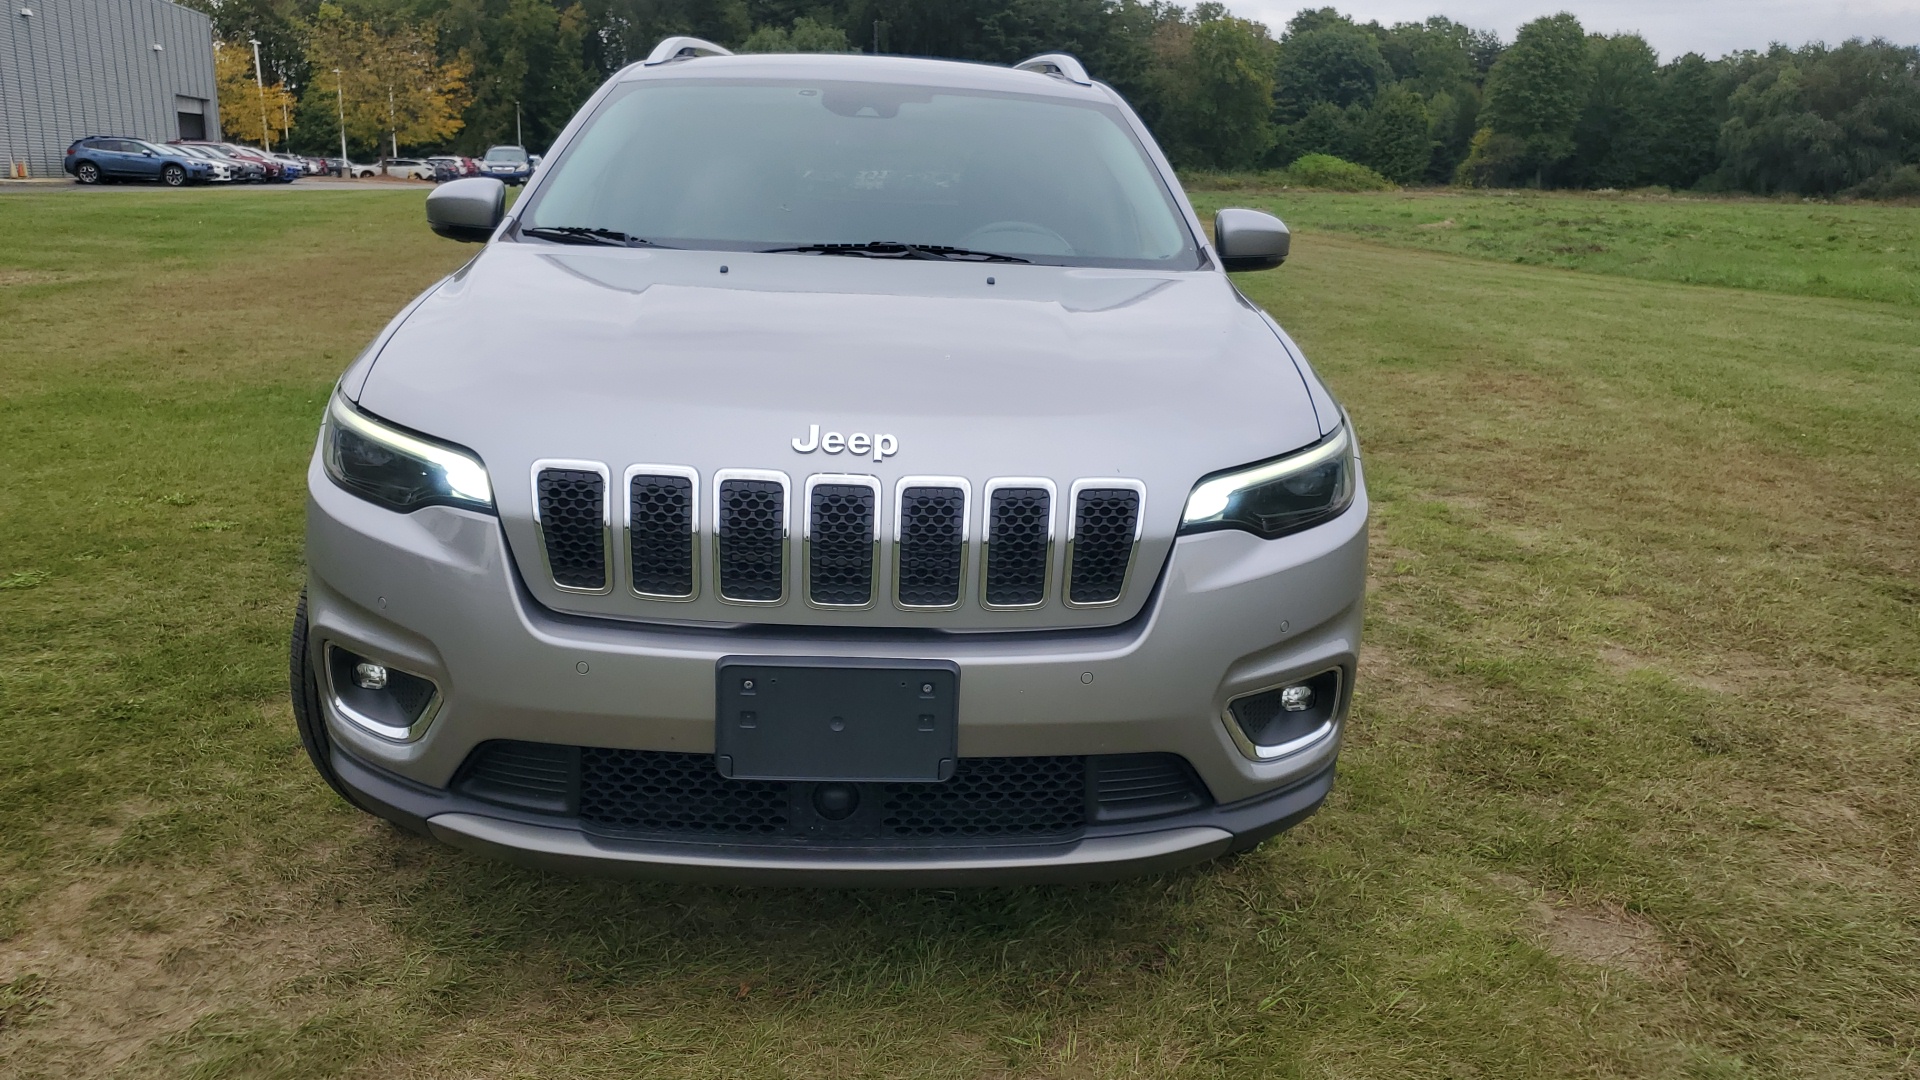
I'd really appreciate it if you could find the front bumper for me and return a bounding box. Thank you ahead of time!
[304,453,1366,881]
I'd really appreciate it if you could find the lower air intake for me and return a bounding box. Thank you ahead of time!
[536,468,607,591]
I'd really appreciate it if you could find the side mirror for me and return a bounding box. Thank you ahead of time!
[426,177,506,243]
[1214,208,1290,272]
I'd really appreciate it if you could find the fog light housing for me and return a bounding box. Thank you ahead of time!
[324,644,440,741]
[1227,669,1342,760]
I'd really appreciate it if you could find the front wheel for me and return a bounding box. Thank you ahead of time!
[162,164,186,187]
[75,161,101,184]
[290,591,357,805]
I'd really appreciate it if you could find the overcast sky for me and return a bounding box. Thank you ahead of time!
[1227,0,1920,59]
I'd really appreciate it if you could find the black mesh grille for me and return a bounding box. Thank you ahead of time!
[717,478,785,602]
[984,487,1051,607]
[629,474,694,597]
[897,486,965,607]
[881,757,1084,837]
[537,468,606,590]
[566,750,1095,843]
[807,483,876,606]
[579,748,790,835]
[1068,488,1140,605]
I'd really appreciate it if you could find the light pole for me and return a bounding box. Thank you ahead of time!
[248,37,269,150]
[515,100,522,147]
[281,83,292,147]
[333,69,347,172]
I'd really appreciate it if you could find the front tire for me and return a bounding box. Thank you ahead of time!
[75,161,101,184]
[162,164,186,187]
[290,591,357,805]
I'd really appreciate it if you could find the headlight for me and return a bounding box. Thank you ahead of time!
[1179,425,1355,539]
[322,392,493,513]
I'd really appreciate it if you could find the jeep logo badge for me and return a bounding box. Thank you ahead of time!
[792,424,898,462]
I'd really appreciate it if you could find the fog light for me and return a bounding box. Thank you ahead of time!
[352,662,389,690]
[1280,684,1314,712]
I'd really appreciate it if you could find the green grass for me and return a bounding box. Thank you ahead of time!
[1,187,1917,1078]
[1187,187,1920,308]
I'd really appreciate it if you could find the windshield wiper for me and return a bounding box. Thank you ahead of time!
[760,241,1029,263]
[521,226,665,248]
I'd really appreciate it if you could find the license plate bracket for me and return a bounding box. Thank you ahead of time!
[715,657,958,782]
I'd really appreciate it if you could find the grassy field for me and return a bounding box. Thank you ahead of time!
[1188,186,1920,308]
[1,186,1916,1078]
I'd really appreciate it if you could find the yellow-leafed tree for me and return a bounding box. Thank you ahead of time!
[306,5,469,160]
[215,41,298,149]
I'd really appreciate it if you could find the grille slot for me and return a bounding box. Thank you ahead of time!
[1067,485,1142,606]
[456,740,576,814]
[881,757,1085,837]
[535,466,608,591]
[628,472,695,599]
[716,474,787,603]
[983,484,1053,608]
[896,484,966,608]
[806,480,878,607]
[1089,753,1208,822]
[580,748,790,835]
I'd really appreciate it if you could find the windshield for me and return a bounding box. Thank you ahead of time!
[521,79,1197,268]
[486,146,526,162]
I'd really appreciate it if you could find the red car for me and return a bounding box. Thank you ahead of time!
[179,141,286,181]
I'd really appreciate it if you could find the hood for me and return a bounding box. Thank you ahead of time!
[355,242,1323,629]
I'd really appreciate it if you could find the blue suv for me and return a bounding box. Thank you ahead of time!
[65,137,214,186]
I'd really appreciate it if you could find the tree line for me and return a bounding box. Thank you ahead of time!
[186,0,1920,197]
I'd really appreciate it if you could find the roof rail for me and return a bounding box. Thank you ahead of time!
[1013,53,1093,86]
[644,36,733,65]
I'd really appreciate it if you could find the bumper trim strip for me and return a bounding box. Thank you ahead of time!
[426,812,1232,885]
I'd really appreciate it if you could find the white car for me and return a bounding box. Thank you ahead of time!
[382,158,437,181]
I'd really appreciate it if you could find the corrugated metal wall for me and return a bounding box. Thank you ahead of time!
[0,0,219,178]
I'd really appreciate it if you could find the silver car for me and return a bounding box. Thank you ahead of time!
[293,38,1366,885]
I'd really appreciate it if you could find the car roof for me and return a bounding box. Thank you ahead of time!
[615,52,1109,102]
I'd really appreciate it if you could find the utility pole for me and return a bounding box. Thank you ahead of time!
[334,69,347,172]
[515,100,522,147]
[389,89,397,159]
[249,37,269,150]
[281,84,292,147]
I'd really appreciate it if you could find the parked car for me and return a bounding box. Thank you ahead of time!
[382,158,438,181]
[265,152,308,180]
[425,155,468,182]
[299,40,1346,885]
[166,143,237,182]
[479,144,532,185]
[179,141,283,181]
[64,136,214,186]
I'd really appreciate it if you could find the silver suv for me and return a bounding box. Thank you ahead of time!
[292,38,1366,885]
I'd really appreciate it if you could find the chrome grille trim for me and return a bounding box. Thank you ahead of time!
[892,476,970,611]
[712,469,790,606]
[531,459,613,595]
[623,464,699,602]
[980,477,1056,610]
[802,473,882,609]
[1063,478,1146,609]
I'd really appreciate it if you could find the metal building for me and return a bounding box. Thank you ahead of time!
[1,0,219,179]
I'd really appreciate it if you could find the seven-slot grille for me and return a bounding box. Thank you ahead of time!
[628,472,696,598]
[535,466,608,591]
[806,480,879,606]
[896,484,966,608]
[715,475,787,603]
[526,467,1144,610]
[983,485,1053,608]
[1066,485,1143,606]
